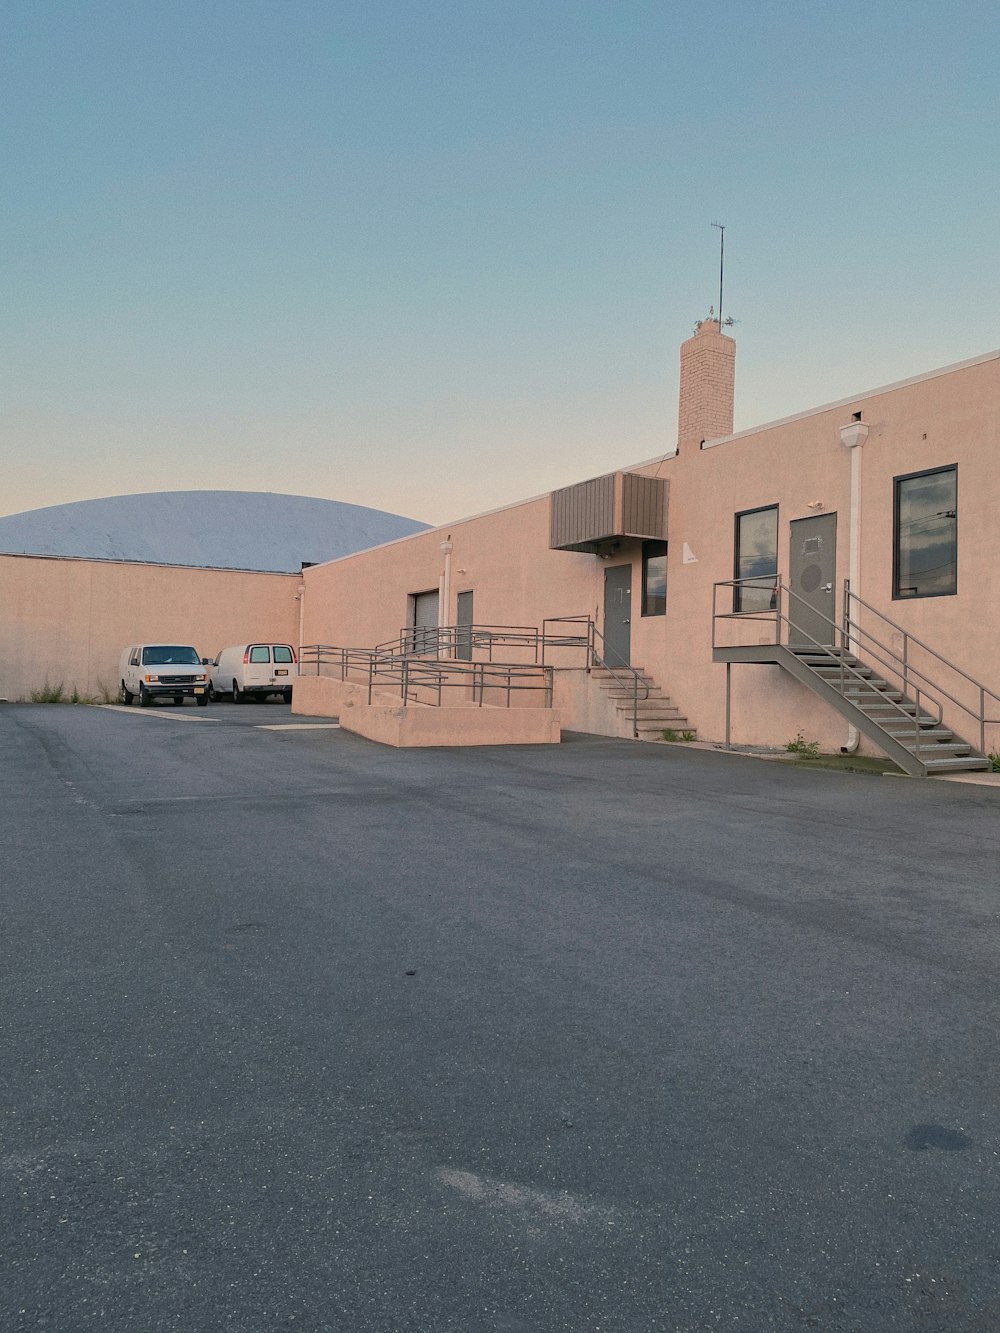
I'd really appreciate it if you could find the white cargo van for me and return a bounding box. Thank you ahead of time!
[120,644,209,707]
[208,643,297,703]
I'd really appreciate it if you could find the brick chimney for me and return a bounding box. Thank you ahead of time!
[677,317,735,450]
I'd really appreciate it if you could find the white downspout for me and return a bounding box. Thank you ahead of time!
[839,417,870,752]
[439,538,453,631]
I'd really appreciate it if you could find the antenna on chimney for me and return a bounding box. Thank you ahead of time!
[711,222,726,329]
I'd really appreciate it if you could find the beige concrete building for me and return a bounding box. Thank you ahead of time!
[0,553,300,702]
[299,322,1000,773]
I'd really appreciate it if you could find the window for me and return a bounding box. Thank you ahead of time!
[249,646,270,663]
[734,505,778,612]
[641,541,667,616]
[273,646,294,664]
[893,466,957,599]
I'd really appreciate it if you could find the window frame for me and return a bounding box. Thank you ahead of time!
[640,541,668,617]
[733,503,779,613]
[892,464,958,601]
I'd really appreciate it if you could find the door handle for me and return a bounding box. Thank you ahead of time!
[624,618,630,624]
[821,583,833,592]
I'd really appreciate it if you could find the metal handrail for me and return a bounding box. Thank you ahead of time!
[844,583,1000,756]
[542,615,649,737]
[391,624,543,662]
[297,645,552,709]
[298,644,400,680]
[712,579,945,758]
[366,655,554,709]
[305,613,649,733]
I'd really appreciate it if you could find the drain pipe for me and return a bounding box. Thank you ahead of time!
[839,415,869,752]
[439,538,454,632]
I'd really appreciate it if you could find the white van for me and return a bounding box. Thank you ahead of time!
[120,644,209,707]
[208,643,297,704]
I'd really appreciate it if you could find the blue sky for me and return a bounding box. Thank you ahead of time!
[3,1,997,525]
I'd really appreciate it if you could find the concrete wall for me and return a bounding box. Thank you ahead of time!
[300,349,1000,757]
[0,554,301,701]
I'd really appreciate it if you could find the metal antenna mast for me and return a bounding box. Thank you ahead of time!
[711,221,725,327]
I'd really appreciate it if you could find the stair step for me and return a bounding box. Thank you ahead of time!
[812,665,875,680]
[880,725,955,741]
[621,701,681,711]
[899,742,973,757]
[925,757,992,773]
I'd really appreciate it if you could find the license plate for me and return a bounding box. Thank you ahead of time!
[275,669,288,676]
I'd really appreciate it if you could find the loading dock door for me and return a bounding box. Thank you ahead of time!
[411,590,439,654]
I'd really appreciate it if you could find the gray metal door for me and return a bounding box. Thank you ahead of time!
[602,564,632,667]
[411,589,439,654]
[455,590,473,661]
[789,513,837,646]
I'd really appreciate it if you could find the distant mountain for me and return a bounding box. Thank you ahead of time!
[0,491,429,572]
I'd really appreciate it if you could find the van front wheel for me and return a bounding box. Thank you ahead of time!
[120,682,133,706]
[138,684,151,708]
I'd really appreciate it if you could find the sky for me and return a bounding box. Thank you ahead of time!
[3,1,998,527]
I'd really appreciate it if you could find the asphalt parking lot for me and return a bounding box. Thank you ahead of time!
[4,702,1000,1332]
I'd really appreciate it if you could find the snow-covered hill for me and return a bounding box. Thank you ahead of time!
[0,491,429,572]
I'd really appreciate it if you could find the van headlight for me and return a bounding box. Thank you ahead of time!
[144,674,159,683]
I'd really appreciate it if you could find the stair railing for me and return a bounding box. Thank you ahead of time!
[542,614,649,737]
[714,579,943,761]
[843,583,1000,756]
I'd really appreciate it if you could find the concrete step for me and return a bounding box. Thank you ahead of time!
[925,756,992,773]
[898,741,974,757]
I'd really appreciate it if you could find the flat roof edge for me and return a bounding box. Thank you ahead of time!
[700,347,1000,451]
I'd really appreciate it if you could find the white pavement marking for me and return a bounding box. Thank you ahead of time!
[255,723,341,730]
[100,706,220,722]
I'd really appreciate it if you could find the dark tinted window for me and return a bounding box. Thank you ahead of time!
[894,466,957,598]
[641,542,667,616]
[735,506,778,612]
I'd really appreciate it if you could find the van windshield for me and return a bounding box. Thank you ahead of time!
[141,646,201,666]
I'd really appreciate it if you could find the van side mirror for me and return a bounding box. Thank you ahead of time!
[201,657,210,666]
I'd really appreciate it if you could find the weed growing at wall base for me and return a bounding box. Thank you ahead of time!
[989,753,1000,773]
[29,681,66,703]
[27,681,98,704]
[786,731,820,759]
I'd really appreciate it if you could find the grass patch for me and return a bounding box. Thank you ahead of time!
[989,753,1000,774]
[662,728,696,743]
[778,752,904,777]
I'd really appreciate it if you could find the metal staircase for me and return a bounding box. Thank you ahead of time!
[713,580,998,777]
